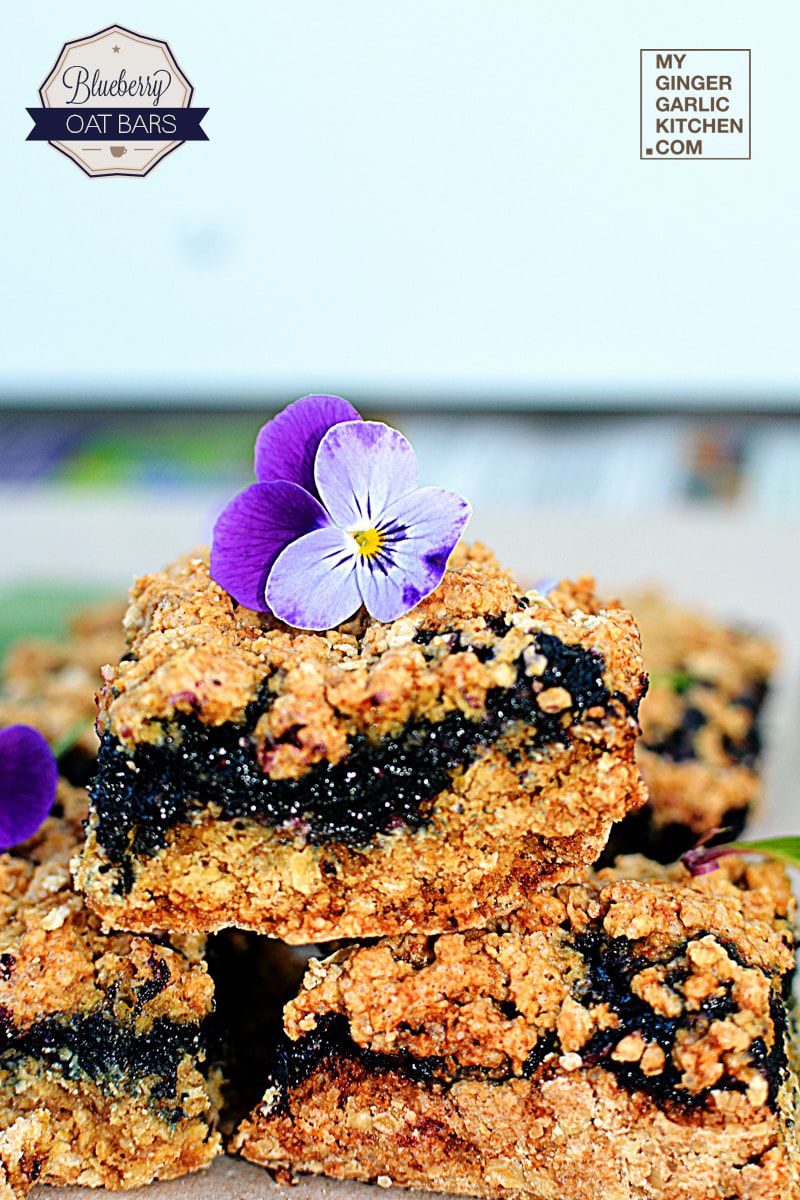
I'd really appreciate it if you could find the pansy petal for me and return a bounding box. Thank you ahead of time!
[0,726,58,850]
[266,527,362,631]
[533,577,559,596]
[356,486,472,622]
[315,422,420,529]
[254,395,362,494]
[210,481,331,611]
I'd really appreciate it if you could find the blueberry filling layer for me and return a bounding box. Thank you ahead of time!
[643,680,768,768]
[573,931,790,1110]
[264,934,791,1115]
[267,1012,461,1115]
[0,1011,208,1123]
[91,632,625,876]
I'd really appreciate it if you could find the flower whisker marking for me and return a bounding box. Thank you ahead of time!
[365,556,392,578]
[378,518,408,542]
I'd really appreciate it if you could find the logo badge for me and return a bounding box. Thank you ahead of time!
[27,24,208,177]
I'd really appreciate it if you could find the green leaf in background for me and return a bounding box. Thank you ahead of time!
[57,416,260,488]
[649,668,696,694]
[725,837,800,871]
[0,585,113,664]
[51,717,95,760]
[682,832,800,876]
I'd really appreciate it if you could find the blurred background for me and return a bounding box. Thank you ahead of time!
[2,1,799,818]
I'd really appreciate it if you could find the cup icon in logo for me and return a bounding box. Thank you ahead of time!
[110,146,127,158]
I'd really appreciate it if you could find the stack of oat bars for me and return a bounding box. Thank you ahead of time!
[1,542,796,1199]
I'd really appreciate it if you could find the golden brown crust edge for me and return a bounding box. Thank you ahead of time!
[98,547,645,758]
[76,739,645,940]
[234,1057,800,1200]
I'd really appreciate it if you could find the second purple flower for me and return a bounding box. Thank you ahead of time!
[0,725,58,850]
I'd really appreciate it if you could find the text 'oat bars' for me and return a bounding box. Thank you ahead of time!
[234,856,800,1200]
[75,546,647,941]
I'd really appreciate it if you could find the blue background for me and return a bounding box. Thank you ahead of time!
[2,1,797,408]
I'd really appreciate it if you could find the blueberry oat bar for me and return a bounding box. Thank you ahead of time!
[0,787,222,1189]
[75,546,647,940]
[605,591,776,863]
[234,855,800,1200]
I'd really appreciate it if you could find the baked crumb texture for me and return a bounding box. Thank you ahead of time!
[234,856,800,1200]
[0,804,221,1190]
[0,1112,52,1199]
[75,546,647,941]
[0,599,126,785]
[603,591,776,864]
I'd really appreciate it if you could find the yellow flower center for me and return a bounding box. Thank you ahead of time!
[353,528,385,559]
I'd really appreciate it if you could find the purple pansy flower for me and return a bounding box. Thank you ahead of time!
[211,395,472,630]
[0,726,58,850]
